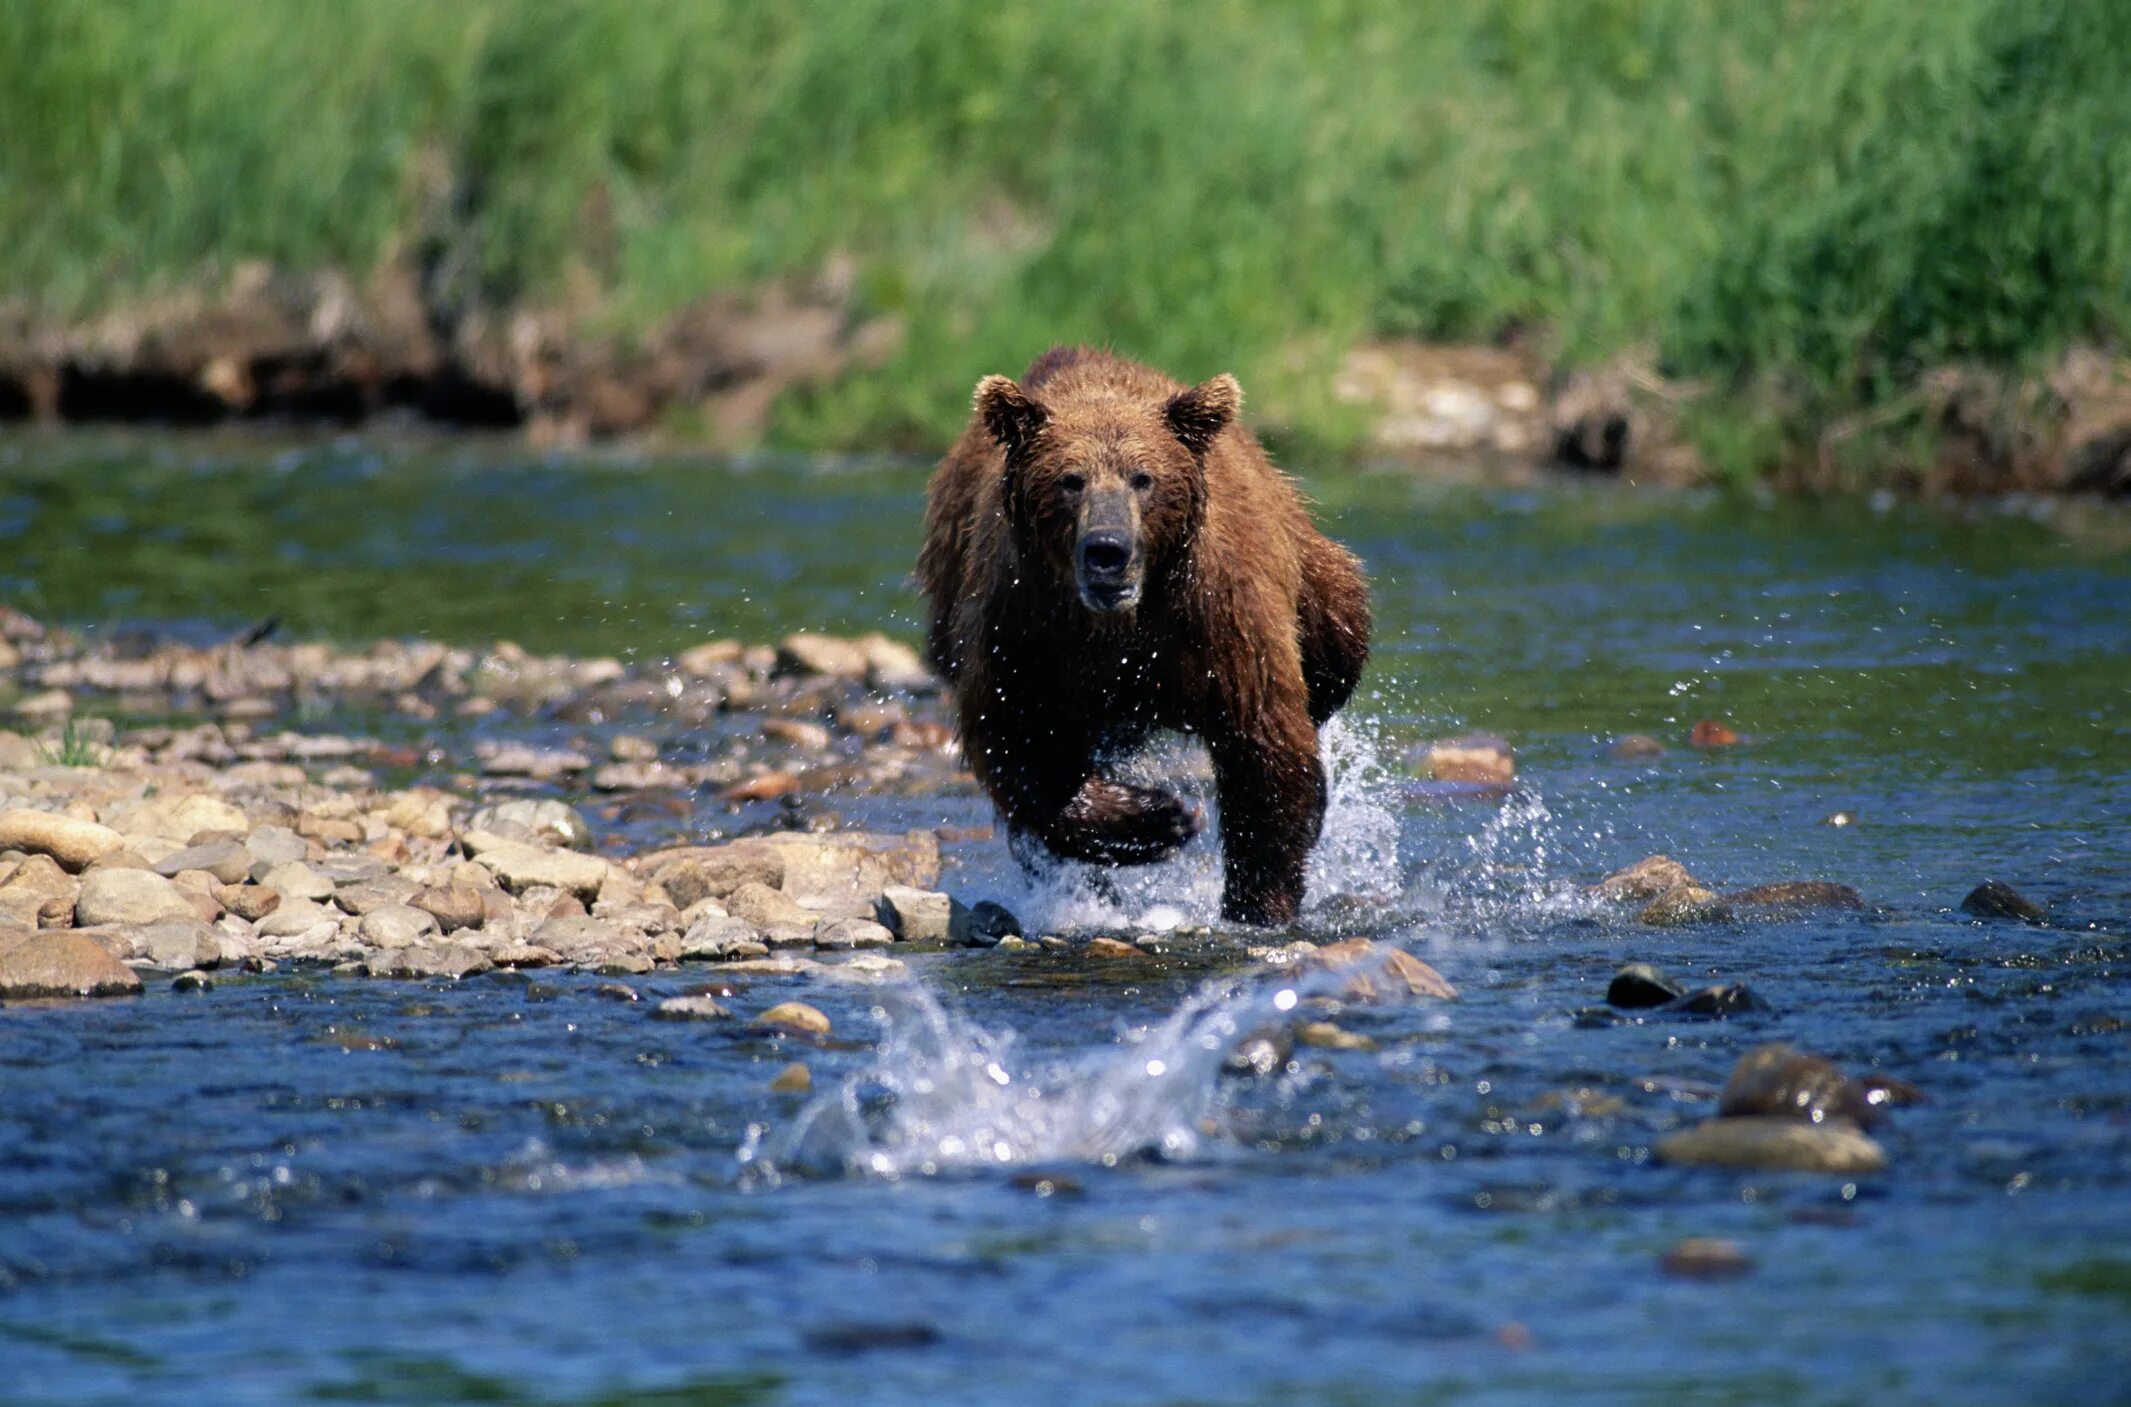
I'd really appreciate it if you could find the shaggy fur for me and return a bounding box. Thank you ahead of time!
[918,347,1371,925]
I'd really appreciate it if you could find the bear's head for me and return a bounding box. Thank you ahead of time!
[973,370,1240,614]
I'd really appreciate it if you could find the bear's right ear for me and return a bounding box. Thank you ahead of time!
[974,375,1048,462]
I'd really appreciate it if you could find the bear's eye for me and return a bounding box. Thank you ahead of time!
[1130,470,1155,492]
[1059,472,1085,496]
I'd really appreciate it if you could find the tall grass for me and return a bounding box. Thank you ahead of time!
[1,0,2125,469]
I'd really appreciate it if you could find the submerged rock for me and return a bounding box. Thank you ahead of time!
[1722,881,1864,912]
[1609,734,1667,760]
[1592,855,1696,902]
[756,1000,831,1036]
[1961,881,2047,924]
[1423,735,1514,784]
[1717,1043,1921,1129]
[1637,884,1730,926]
[1665,983,1770,1018]
[1659,1238,1754,1280]
[1656,1116,1886,1175]
[652,995,731,1021]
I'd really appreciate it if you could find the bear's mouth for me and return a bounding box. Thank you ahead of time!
[1078,580,1141,614]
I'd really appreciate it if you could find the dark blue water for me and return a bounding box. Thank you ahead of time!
[2,439,2129,1405]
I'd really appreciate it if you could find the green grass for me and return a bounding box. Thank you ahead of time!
[2,1,2126,476]
[31,718,104,769]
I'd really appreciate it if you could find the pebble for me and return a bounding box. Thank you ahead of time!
[152,839,253,886]
[365,943,493,980]
[652,995,730,1021]
[678,914,769,961]
[213,883,281,921]
[0,808,124,871]
[756,1000,832,1036]
[135,919,218,969]
[725,881,819,929]
[245,825,309,873]
[1717,1043,1922,1129]
[472,839,609,903]
[1656,1116,1887,1175]
[170,969,214,993]
[75,869,198,927]
[254,897,341,939]
[1423,736,1514,784]
[1960,880,2046,923]
[1084,936,1141,960]
[769,1062,812,1093]
[777,633,870,680]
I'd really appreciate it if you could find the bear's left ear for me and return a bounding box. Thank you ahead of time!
[1163,373,1242,457]
[974,375,1049,462]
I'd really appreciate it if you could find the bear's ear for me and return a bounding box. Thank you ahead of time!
[1163,373,1242,457]
[974,375,1048,461]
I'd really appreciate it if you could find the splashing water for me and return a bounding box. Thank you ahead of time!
[741,945,1435,1183]
[994,712,1410,934]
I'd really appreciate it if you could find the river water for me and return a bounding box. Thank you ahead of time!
[2,437,2128,1405]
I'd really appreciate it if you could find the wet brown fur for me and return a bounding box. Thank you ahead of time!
[917,347,1371,925]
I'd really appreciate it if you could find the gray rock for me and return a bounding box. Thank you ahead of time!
[466,798,593,850]
[134,919,219,970]
[814,917,895,950]
[255,897,342,940]
[471,839,610,902]
[75,868,197,927]
[333,875,421,916]
[259,861,334,902]
[366,942,493,980]
[244,825,309,876]
[875,886,956,942]
[153,839,253,885]
[678,914,769,961]
[315,854,389,888]
[358,904,441,950]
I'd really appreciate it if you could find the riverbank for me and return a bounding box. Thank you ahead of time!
[5,2,2128,490]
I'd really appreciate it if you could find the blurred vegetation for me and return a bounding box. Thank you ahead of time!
[1,0,2126,473]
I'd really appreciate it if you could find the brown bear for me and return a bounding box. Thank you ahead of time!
[917,346,1371,925]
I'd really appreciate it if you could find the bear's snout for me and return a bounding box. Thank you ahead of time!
[1076,528,1140,612]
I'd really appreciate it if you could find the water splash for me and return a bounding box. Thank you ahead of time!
[993,712,1409,934]
[740,947,1433,1183]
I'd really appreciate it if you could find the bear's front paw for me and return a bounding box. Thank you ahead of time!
[1056,780,1204,865]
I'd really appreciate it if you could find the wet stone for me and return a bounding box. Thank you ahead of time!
[1656,1116,1887,1175]
[366,943,493,980]
[652,995,730,1021]
[1638,884,1730,926]
[756,1000,831,1036]
[170,968,214,993]
[1961,880,2047,924]
[1607,962,1685,1009]
[952,899,1021,947]
[1718,1043,1921,1130]
[1723,881,1864,912]
[0,931,143,998]
[678,914,769,961]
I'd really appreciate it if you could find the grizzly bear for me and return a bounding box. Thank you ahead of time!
[917,346,1371,925]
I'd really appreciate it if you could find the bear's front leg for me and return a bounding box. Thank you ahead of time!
[967,711,1202,868]
[1209,713,1327,926]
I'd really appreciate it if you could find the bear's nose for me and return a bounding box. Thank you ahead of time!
[1079,531,1132,580]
